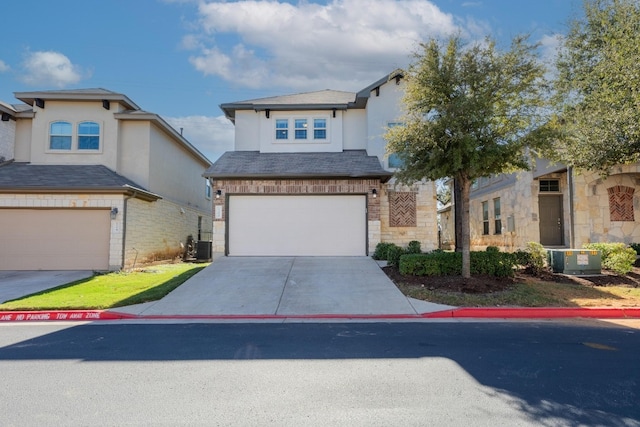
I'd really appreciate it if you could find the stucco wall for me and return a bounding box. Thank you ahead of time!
[0,119,15,161]
[258,110,343,153]
[365,79,405,166]
[14,118,32,162]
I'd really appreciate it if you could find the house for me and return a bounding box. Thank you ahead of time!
[452,157,640,251]
[204,71,438,256]
[0,89,212,270]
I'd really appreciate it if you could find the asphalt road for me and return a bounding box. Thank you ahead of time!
[0,320,639,426]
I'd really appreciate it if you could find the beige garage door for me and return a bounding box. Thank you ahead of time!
[0,209,110,270]
[228,195,366,256]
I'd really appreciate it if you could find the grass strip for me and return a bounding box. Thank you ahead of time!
[0,263,208,311]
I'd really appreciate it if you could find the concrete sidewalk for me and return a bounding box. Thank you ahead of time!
[113,257,453,317]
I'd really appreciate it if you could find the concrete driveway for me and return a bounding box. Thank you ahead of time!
[117,257,450,317]
[0,270,94,304]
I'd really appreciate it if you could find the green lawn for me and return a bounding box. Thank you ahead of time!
[0,263,208,311]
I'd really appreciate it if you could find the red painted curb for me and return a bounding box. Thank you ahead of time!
[422,307,640,319]
[0,308,639,322]
[0,310,137,322]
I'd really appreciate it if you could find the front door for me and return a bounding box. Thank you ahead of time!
[539,195,563,246]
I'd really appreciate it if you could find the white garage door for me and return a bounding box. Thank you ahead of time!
[0,209,111,270]
[228,195,366,256]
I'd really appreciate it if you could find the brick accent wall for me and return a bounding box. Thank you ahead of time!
[212,178,381,221]
[608,185,635,221]
[388,191,417,227]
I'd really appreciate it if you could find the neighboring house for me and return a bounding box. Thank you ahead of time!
[204,71,438,256]
[448,157,640,251]
[0,89,212,270]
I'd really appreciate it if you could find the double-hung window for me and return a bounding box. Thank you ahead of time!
[386,122,405,168]
[295,119,307,139]
[276,119,288,140]
[482,201,489,235]
[49,121,72,150]
[494,198,502,234]
[313,119,326,139]
[78,121,100,150]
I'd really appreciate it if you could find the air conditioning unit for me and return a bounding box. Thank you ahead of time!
[547,249,601,275]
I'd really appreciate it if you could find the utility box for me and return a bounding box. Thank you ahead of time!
[196,241,212,261]
[547,249,601,275]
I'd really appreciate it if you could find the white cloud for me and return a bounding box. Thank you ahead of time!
[186,0,462,91]
[165,115,235,161]
[539,33,563,79]
[0,60,9,72]
[20,51,87,88]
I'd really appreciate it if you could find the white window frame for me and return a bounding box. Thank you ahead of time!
[47,120,103,153]
[273,115,330,143]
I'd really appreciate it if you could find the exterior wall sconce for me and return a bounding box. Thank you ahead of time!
[110,207,119,220]
[216,189,222,199]
[372,189,377,198]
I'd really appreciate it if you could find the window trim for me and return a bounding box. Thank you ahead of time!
[273,115,330,143]
[47,120,103,153]
[482,201,489,235]
[205,179,212,200]
[49,121,72,150]
[493,197,502,235]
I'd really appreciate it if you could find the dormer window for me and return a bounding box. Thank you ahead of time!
[50,121,72,150]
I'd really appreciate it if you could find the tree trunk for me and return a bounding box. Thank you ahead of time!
[453,178,463,252]
[457,174,471,278]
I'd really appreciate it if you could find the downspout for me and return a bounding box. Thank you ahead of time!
[568,167,575,248]
[121,191,137,269]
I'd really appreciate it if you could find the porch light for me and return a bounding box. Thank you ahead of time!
[372,189,377,198]
[110,207,118,219]
[216,189,222,199]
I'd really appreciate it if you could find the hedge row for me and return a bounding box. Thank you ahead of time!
[398,251,517,278]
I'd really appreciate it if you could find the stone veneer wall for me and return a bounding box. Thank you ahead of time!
[0,192,125,269]
[211,178,381,254]
[124,197,211,269]
[572,164,640,246]
[468,170,571,251]
[379,180,438,251]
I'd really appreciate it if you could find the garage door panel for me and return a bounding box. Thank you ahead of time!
[228,195,366,256]
[0,209,110,270]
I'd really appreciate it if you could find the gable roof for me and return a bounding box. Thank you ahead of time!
[204,150,392,182]
[0,162,160,201]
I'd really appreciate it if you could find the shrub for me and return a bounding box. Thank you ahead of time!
[398,251,516,277]
[513,250,532,267]
[407,240,422,254]
[387,245,407,268]
[486,246,500,253]
[372,242,398,260]
[583,242,636,275]
[629,243,640,255]
[525,241,547,275]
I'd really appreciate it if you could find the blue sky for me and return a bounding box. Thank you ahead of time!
[0,0,580,161]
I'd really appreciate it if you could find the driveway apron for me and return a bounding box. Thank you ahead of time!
[130,257,419,316]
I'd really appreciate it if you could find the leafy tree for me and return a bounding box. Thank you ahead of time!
[436,179,452,206]
[386,36,552,278]
[554,0,640,172]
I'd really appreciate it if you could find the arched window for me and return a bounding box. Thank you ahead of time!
[78,121,100,150]
[49,121,72,150]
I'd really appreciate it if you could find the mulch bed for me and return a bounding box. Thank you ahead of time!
[382,264,640,294]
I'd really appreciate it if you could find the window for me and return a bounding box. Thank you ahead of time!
[78,121,100,150]
[276,119,288,139]
[49,121,72,150]
[295,119,307,139]
[482,201,489,235]
[205,179,212,199]
[539,179,560,192]
[313,118,326,139]
[494,198,502,234]
[388,153,404,168]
